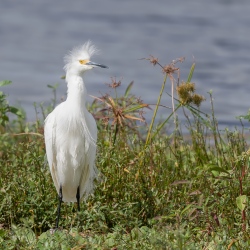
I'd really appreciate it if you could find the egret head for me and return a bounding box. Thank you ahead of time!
[64,41,108,75]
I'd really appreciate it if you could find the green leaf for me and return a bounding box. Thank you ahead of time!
[180,204,193,216]
[236,195,247,211]
[8,106,20,115]
[11,227,36,245]
[0,80,12,87]
[0,229,6,238]
[124,103,149,113]
[208,165,230,175]
[186,63,195,83]
[47,83,59,89]
[124,81,134,98]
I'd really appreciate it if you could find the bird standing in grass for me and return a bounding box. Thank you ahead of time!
[44,41,108,228]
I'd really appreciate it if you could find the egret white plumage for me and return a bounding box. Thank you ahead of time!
[44,41,108,228]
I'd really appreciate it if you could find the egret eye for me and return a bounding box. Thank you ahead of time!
[79,59,89,65]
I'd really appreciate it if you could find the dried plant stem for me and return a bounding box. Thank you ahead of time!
[171,77,176,122]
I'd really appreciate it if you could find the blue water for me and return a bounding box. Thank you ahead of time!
[1,0,250,127]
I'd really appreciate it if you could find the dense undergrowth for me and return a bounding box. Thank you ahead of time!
[1,57,250,249]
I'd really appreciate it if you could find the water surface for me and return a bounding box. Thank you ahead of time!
[1,0,250,127]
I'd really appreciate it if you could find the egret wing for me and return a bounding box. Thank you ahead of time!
[44,111,60,194]
[78,112,99,199]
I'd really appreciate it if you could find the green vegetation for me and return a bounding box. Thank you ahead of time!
[0,57,250,249]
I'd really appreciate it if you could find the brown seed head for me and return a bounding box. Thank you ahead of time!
[106,77,122,88]
[149,55,159,66]
[176,82,204,107]
[192,94,205,107]
[162,64,179,75]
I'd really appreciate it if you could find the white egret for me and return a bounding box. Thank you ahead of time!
[44,41,108,228]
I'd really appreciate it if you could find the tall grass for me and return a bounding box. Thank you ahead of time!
[0,57,250,249]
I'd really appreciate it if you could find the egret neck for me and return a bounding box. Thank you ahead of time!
[65,74,87,110]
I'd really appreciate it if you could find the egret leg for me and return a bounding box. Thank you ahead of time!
[76,187,80,211]
[56,185,63,229]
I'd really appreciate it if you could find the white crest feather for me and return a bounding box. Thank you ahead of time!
[63,41,97,71]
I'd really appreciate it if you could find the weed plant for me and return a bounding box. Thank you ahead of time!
[0,57,250,249]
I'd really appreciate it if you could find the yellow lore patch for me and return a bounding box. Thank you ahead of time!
[79,59,89,65]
